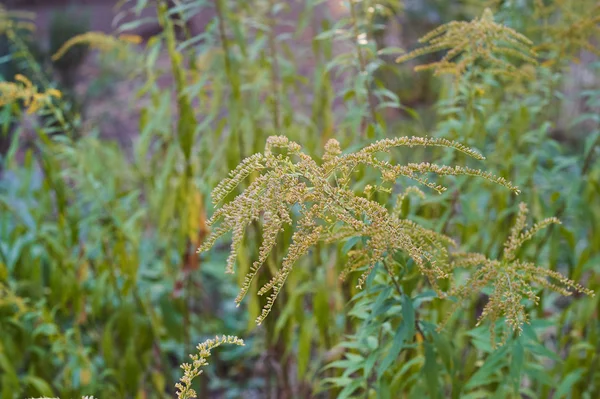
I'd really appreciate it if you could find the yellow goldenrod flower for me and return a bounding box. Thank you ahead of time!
[445,202,594,346]
[199,136,520,325]
[52,31,142,61]
[176,335,245,399]
[397,8,537,81]
[0,75,61,114]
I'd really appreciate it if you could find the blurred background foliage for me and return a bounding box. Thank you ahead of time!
[0,0,598,398]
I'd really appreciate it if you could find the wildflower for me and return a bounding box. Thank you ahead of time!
[176,335,245,399]
[447,203,595,345]
[51,32,142,61]
[0,75,62,114]
[532,0,600,62]
[200,136,519,325]
[396,8,537,80]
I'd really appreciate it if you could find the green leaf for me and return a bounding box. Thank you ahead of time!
[522,324,561,362]
[33,322,58,338]
[460,390,492,399]
[102,315,117,366]
[315,29,339,41]
[297,318,314,379]
[377,47,405,56]
[343,90,356,102]
[342,236,361,253]
[524,364,554,387]
[0,351,17,382]
[423,342,440,399]
[431,329,454,374]
[559,226,576,251]
[23,376,54,396]
[510,339,524,392]
[369,286,392,319]
[583,131,600,159]
[378,378,392,399]
[377,294,415,377]
[465,345,509,390]
[337,378,364,399]
[365,345,379,375]
[412,290,438,306]
[367,124,376,139]
[554,368,585,398]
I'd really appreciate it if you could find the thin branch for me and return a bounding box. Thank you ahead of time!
[382,259,425,338]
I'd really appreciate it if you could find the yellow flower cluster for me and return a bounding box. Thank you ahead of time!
[447,203,595,345]
[176,335,245,399]
[0,75,61,114]
[532,0,600,64]
[51,32,142,62]
[396,8,537,80]
[199,135,519,325]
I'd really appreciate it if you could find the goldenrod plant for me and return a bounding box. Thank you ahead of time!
[0,74,61,114]
[199,135,519,325]
[0,4,88,139]
[448,203,594,345]
[176,335,244,399]
[532,0,600,64]
[396,8,537,81]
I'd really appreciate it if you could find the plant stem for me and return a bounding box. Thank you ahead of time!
[349,0,378,135]
[213,0,245,158]
[382,258,425,337]
[267,0,281,131]
[214,0,235,97]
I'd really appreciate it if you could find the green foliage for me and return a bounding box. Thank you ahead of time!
[0,0,599,398]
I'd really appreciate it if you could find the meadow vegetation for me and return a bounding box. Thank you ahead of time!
[0,1,599,398]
